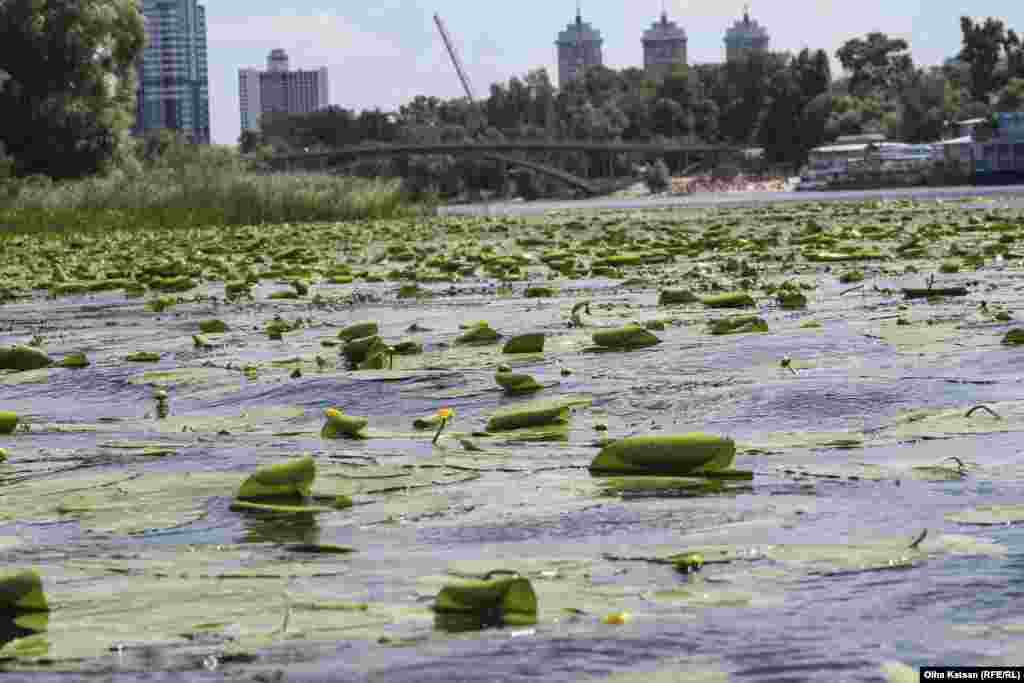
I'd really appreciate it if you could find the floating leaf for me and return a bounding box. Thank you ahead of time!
[502,333,545,354]
[236,455,316,500]
[589,434,736,476]
[592,324,661,350]
[0,570,48,612]
[0,411,17,434]
[0,346,53,371]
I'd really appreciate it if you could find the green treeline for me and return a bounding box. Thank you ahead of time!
[255,17,1024,175]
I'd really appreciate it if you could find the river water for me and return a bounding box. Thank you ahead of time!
[2,199,1024,682]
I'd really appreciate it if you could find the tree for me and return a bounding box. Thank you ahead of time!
[959,16,1007,101]
[0,0,145,179]
[836,32,913,98]
[997,77,1024,110]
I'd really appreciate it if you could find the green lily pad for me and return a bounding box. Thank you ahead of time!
[486,397,589,432]
[658,289,698,305]
[339,321,379,341]
[592,324,661,350]
[198,319,229,334]
[708,315,768,335]
[0,570,48,612]
[125,352,161,362]
[0,346,53,372]
[701,292,754,308]
[0,411,17,434]
[57,352,89,368]
[434,575,537,627]
[237,455,316,500]
[589,434,736,476]
[495,372,544,395]
[455,323,501,345]
[502,333,545,354]
[321,409,369,439]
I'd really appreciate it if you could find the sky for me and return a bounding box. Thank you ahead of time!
[203,0,1021,145]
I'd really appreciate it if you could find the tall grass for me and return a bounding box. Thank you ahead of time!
[0,149,413,234]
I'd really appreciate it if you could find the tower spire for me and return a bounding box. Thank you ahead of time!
[576,0,581,24]
[743,3,750,23]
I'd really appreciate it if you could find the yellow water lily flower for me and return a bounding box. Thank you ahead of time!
[601,611,632,625]
[436,407,454,419]
[324,407,343,420]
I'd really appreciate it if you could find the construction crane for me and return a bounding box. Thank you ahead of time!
[433,13,477,102]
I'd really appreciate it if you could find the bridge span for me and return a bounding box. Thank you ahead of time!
[256,141,745,197]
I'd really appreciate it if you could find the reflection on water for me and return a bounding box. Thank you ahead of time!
[0,611,47,650]
[240,507,320,545]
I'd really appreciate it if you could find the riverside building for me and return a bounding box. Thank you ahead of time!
[724,6,770,62]
[642,11,688,81]
[556,8,604,87]
[133,0,210,144]
[238,49,330,132]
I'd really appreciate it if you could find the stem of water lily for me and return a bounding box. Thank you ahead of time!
[432,417,448,445]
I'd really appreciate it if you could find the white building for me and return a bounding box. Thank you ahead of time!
[238,49,329,132]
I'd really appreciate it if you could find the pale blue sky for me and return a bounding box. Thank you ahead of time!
[204,0,1021,145]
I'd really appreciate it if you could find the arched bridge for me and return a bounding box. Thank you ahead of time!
[255,142,746,197]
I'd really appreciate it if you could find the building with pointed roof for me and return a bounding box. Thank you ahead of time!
[556,8,604,88]
[643,11,688,81]
[724,6,770,62]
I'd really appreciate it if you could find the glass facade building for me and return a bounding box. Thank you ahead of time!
[134,0,211,144]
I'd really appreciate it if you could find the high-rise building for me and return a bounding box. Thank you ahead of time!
[134,0,210,144]
[238,49,329,132]
[643,11,688,81]
[724,6,770,62]
[556,10,604,88]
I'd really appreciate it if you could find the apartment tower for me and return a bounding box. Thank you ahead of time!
[238,49,330,132]
[643,11,688,81]
[724,6,770,62]
[134,0,210,143]
[556,7,604,88]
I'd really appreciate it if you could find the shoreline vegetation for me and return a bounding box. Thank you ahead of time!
[0,141,414,236]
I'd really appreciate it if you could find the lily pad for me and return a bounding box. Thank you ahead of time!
[339,321,379,341]
[502,333,545,354]
[320,408,368,439]
[237,455,316,500]
[592,324,661,350]
[495,372,544,395]
[434,575,537,628]
[0,346,52,372]
[0,411,17,434]
[0,570,48,612]
[589,434,736,476]
[486,397,588,432]
[701,292,754,308]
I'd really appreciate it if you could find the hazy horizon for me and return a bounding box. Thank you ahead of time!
[204,0,1022,145]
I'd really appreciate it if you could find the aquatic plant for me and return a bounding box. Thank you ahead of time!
[592,324,661,350]
[589,434,737,476]
[321,408,369,439]
[0,410,17,434]
[433,574,537,628]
